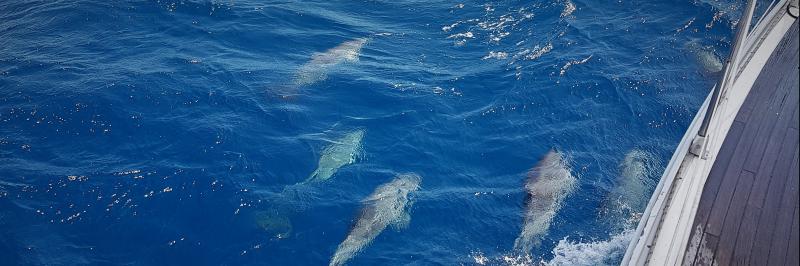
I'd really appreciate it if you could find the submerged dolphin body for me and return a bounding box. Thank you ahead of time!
[253,209,293,239]
[686,41,723,73]
[602,149,658,226]
[306,129,365,184]
[695,49,723,73]
[513,149,577,253]
[330,174,421,266]
[256,129,365,238]
[534,149,658,265]
[293,38,368,88]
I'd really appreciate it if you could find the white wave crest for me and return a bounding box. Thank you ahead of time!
[525,43,552,60]
[447,32,475,39]
[483,51,509,60]
[467,229,632,266]
[561,0,576,18]
[543,230,633,266]
[559,55,592,76]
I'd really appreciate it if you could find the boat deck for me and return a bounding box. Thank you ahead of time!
[683,21,800,265]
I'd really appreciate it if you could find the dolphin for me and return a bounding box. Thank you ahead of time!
[513,149,577,253]
[329,173,421,266]
[293,38,368,87]
[535,150,657,265]
[305,129,365,184]
[695,49,723,73]
[254,209,293,240]
[601,149,658,226]
[686,41,723,73]
[254,129,365,238]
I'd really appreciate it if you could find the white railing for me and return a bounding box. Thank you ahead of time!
[690,0,757,157]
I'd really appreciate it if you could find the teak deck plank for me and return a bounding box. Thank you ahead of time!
[713,170,754,266]
[785,206,799,266]
[766,151,799,266]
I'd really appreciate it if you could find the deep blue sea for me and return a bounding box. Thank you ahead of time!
[1,0,747,265]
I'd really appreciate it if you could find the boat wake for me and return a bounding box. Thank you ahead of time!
[544,229,633,266]
[469,229,634,266]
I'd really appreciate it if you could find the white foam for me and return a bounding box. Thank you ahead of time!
[501,254,535,266]
[525,44,553,60]
[696,0,740,29]
[442,22,461,32]
[559,55,592,76]
[676,18,696,33]
[483,51,509,60]
[471,251,489,265]
[561,0,576,18]
[447,32,474,39]
[467,229,633,266]
[543,230,633,266]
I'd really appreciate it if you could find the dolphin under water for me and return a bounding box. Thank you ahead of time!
[601,149,659,227]
[513,149,577,254]
[329,173,421,266]
[694,49,723,73]
[254,129,365,239]
[534,149,659,266]
[253,209,293,239]
[686,41,723,73]
[290,38,368,89]
[305,129,365,184]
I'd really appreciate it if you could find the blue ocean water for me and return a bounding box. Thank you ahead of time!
[0,0,744,265]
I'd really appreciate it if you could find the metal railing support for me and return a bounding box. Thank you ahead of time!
[690,0,758,158]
